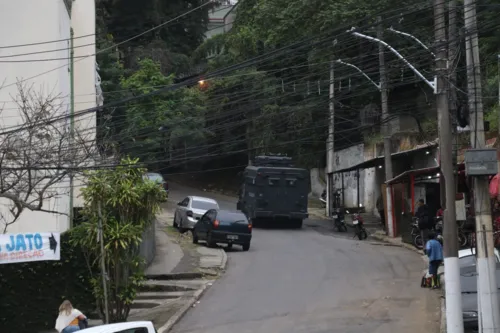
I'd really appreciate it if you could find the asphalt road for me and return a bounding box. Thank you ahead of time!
[168,182,441,333]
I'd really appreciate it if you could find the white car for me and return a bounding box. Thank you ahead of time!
[458,248,500,268]
[173,196,219,231]
[80,321,156,333]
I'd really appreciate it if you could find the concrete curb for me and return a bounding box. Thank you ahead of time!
[146,272,205,280]
[440,297,446,333]
[370,232,425,256]
[157,281,213,333]
[219,248,228,270]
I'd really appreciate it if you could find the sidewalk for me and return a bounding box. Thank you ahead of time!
[145,210,183,276]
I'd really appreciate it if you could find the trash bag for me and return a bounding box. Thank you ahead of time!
[421,271,433,288]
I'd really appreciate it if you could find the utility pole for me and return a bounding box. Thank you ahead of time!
[448,0,459,192]
[498,54,500,137]
[97,201,110,324]
[377,16,394,235]
[434,1,464,333]
[377,17,393,182]
[464,0,500,332]
[326,60,335,217]
[69,28,75,228]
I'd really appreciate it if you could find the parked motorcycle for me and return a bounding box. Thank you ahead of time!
[413,216,450,250]
[347,210,367,240]
[331,208,347,232]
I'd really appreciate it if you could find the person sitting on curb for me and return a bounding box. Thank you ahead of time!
[425,231,443,289]
[55,300,87,333]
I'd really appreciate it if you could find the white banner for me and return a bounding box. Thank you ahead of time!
[0,232,60,264]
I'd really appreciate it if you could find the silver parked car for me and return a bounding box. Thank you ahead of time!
[173,196,220,231]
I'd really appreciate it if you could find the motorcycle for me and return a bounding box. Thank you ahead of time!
[331,208,347,232]
[413,216,446,250]
[348,210,367,240]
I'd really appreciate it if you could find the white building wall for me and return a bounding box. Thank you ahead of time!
[0,0,71,234]
[309,167,326,197]
[71,0,97,210]
[333,144,365,209]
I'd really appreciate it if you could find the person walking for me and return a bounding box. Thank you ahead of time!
[425,231,443,289]
[55,300,87,333]
[415,198,431,245]
[376,195,385,230]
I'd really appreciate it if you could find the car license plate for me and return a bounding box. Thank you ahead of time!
[227,235,238,240]
[332,214,338,218]
[352,220,359,225]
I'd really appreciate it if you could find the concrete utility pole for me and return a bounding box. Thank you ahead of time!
[434,0,464,332]
[498,54,500,137]
[377,17,394,235]
[448,0,459,193]
[464,0,500,331]
[377,17,393,181]
[326,60,335,217]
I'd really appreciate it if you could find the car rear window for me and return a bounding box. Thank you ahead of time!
[217,211,248,224]
[192,200,218,210]
[146,173,164,183]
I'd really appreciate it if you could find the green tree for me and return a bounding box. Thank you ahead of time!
[71,157,166,322]
[96,0,210,75]
[118,59,208,169]
[192,0,436,168]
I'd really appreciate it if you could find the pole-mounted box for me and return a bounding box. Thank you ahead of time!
[464,149,498,176]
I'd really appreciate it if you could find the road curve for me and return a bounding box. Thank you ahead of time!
[168,182,440,333]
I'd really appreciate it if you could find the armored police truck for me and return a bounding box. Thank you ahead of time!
[236,155,309,228]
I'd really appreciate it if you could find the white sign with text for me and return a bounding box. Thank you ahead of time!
[0,232,60,264]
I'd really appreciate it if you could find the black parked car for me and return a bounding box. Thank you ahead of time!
[192,209,252,251]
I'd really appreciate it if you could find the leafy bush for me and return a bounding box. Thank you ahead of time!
[71,157,166,323]
[0,232,96,333]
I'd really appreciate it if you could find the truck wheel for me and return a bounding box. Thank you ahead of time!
[293,219,303,229]
[242,243,250,251]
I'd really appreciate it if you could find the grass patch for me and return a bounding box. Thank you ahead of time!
[165,226,198,250]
